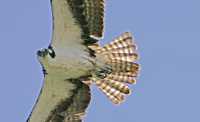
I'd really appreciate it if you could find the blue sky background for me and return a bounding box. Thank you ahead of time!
[0,0,200,122]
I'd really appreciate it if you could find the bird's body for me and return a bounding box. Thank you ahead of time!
[27,0,139,122]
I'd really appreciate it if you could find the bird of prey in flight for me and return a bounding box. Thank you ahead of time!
[27,0,140,122]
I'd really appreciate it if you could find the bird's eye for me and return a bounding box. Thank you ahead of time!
[48,46,56,58]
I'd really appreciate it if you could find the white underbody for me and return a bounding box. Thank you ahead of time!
[29,46,95,122]
[28,0,100,121]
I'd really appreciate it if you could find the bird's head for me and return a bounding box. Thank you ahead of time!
[37,46,55,58]
[37,45,56,70]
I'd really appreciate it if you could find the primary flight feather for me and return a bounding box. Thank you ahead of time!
[27,0,139,122]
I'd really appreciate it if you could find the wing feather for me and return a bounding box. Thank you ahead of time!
[27,77,91,122]
[46,79,91,122]
[83,0,104,38]
[51,0,105,47]
[66,0,104,39]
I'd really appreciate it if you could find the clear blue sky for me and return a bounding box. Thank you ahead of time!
[0,0,200,122]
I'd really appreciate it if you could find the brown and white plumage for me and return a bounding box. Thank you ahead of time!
[27,0,139,122]
[89,32,139,104]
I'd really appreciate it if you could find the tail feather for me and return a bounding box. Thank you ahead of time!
[106,45,136,54]
[102,78,131,94]
[95,80,125,104]
[107,72,137,84]
[89,32,140,104]
[97,32,134,53]
[109,61,140,72]
[105,52,138,62]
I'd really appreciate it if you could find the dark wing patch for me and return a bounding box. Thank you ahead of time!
[46,79,91,122]
[67,0,105,45]
[83,0,104,38]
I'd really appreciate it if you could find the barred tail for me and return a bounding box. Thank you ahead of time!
[89,32,140,104]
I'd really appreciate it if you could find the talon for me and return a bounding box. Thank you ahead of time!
[82,80,93,86]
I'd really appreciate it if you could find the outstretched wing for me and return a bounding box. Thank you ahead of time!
[27,77,91,122]
[45,79,91,122]
[67,0,104,38]
[51,0,105,48]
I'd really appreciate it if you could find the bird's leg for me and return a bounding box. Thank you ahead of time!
[78,75,93,86]
[94,65,112,79]
[82,65,112,86]
[82,80,93,86]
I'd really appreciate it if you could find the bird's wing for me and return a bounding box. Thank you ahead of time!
[50,0,104,48]
[27,77,91,122]
[46,79,91,122]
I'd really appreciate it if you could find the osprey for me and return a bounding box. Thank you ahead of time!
[27,0,140,122]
